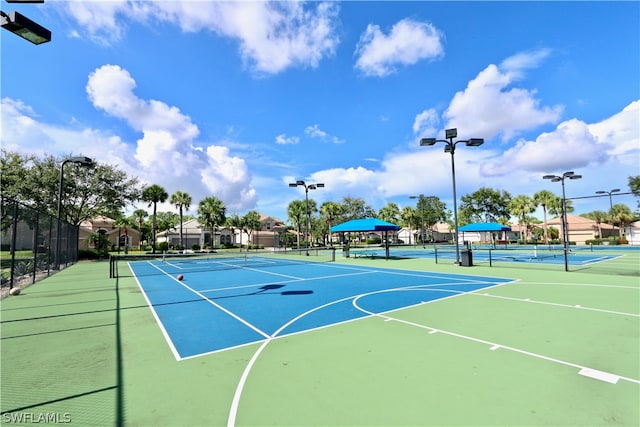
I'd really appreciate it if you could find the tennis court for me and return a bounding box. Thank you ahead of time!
[123,252,514,359]
[1,249,638,426]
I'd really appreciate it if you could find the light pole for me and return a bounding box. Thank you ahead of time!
[543,171,582,272]
[420,128,484,264]
[289,180,324,253]
[409,194,426,247]
[595,188,620,237]
[56,156,93,269]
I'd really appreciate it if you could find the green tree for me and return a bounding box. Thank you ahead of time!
[320,201,344,246]
[170,190,192,250]
[459,187,512,223]
[533,190,558,243]
[629,175,640,197]
[287,200,307,249]
[581,210,608,238]
[197,196,226,249]
[508,195,537,241]
[141,184,168,253]
[243,210,262,249]
[114,215,133,251]
[131,209,149,249]
[377,202,400,223]
[340,196,376,220]
[418,196,447,241]
[1,152,141,225]
[611,204,635,238]
[225,214,245,248]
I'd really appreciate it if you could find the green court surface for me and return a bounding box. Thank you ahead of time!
[1,251,638,426]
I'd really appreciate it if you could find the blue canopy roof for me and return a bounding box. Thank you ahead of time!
[330,218,400,233]
[458,222,511,232]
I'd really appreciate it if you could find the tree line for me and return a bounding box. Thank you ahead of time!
[2,150,639,248]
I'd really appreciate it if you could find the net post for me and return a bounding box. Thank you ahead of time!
[489,249,492,267]
[109,255,114,278]
[434,246,438,264]
[331,247,336,262]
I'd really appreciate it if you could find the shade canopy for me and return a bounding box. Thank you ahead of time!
[458,222,511,232]
[330,218,400,233]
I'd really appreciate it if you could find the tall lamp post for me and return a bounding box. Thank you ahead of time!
[409,194,426,247]
[543,171,582,272]
[56,156,93,269]
[420,128,484,264]
[595,188,620,237]
[289,180,324,253]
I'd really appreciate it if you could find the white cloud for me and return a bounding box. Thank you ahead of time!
[444,58,564,141]
[479,100,639,177]
[354,18,444,77]
[275,134,299,145]
[83,64,257,210]
[304,124,345,144]
[60,1,340,75]
[413,108,440,136]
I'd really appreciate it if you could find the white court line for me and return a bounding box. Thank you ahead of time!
[472,293,639,318]
[144,262,272,360]
[349,287,640,386]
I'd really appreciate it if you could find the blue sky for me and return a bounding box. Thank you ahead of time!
[2,1,639,223]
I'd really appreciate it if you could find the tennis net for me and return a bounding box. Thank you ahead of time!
[109,247,336,278]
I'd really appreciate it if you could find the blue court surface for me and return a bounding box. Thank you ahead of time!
[129,258,514,360]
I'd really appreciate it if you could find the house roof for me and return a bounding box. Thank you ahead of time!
[330,218,400,233]
[458,222,511,232]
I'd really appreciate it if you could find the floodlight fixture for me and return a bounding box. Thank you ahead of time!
[1,10,51,44]
[466,138,484,147]
[445,128,457,139]
[6,0,45,3]
[420,138,437,146]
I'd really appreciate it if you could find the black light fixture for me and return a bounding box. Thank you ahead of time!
[1,1,51,45]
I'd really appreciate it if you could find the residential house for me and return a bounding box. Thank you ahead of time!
[157,214,288,249]
[79,216,141,251]
[545,215,600,245]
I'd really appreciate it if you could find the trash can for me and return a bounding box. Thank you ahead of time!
[460,249,473,267]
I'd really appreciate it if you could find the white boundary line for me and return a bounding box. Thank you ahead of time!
[350,287,640,387]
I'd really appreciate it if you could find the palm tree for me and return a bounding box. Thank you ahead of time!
[581,211,607,239]
[141,184,168,253]
[548,197,574,244]
[170,191,192,251]
[508,195,536,241]
[114,215,133,252]
[132,209,148,249]
[243,210,262,250]
[400,206,416,244]
[197,197,226,250]
[320,201,344,246]
[287,200,307,249]
[611,204,634,238]
[533,190,557,243]
[225,214,244,249]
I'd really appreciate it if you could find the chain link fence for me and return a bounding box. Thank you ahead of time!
[1,196,79,296]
